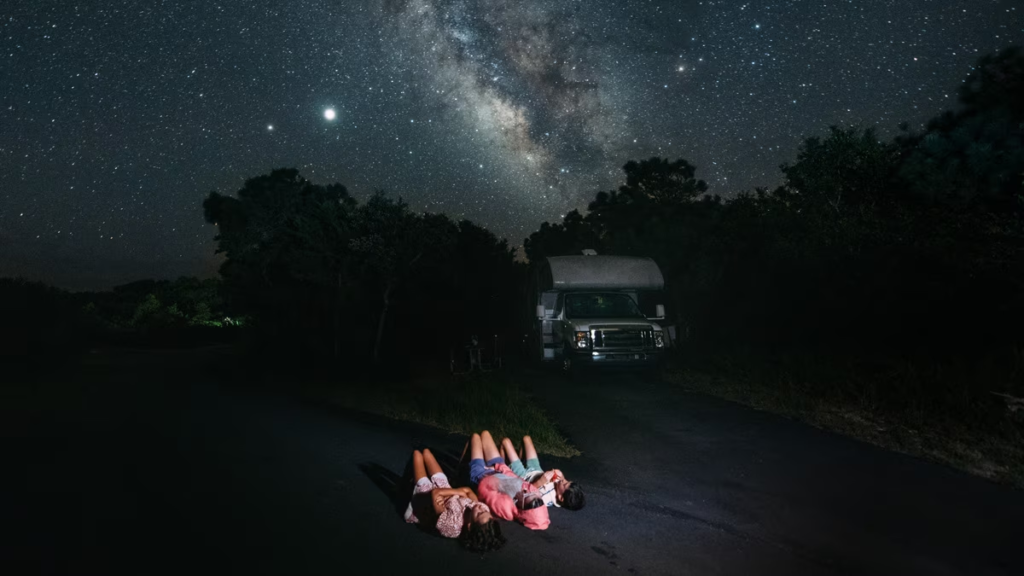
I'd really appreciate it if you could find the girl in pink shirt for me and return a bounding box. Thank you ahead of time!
[468,431,550,530]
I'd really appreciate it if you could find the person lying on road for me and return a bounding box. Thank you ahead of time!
[468,431,550,530]
[405,448,506,551]
[501,435,586,511]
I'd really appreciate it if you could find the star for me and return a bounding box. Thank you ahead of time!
[324,108,336,121]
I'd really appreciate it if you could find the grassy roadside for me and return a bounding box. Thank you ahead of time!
[305,370,580,458]
[666,354,1024,488]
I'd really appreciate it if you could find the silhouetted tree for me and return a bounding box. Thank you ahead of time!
[523,209,602,262]
[205,169,365,359]
[898,47,1024,214]
[782,126,900,214]
[349,194,457,364]
[620,157,708,205]
[283,184,358,357]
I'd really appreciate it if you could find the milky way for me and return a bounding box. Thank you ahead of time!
[0,1,1020,288]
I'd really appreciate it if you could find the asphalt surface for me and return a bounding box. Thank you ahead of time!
[4,347,1022,575]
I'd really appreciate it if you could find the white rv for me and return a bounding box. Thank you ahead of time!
[527,251,669,372]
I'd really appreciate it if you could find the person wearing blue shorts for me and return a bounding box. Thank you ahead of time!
[469,451,505,486]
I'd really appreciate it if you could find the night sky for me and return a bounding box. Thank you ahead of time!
[2,1,1020,289]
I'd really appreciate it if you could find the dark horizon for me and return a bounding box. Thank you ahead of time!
[0,235,222,292]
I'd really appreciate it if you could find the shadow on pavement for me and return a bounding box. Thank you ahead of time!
[358,461,413,519]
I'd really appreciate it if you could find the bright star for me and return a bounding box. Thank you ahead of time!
[324,108,336,120]
[267,124,274,131]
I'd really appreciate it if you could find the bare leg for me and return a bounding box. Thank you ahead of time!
[502,437,521,464]
[422,448,443,478]
[522,435,539,463]
[470,433,483,461]
[412,450,427,481]
[481,430,501,463]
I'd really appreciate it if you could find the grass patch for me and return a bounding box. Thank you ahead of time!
[666,352,1024,488]
[311,370,580,458]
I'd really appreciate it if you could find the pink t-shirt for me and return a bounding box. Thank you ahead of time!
[478,463,550,530]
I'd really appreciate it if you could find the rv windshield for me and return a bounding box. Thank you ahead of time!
[564,293,644,319]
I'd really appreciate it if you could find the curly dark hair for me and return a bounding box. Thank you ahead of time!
[560,483,586,511]
[459,520,506,553]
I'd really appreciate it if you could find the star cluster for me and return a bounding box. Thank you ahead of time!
[1,1,1020,288]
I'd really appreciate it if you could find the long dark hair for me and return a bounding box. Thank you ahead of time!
[459,520,506,552]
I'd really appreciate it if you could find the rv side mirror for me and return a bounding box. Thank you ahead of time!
[655,304,665,319]
[536,304,546,319]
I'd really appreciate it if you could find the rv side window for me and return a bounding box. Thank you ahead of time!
[554,293,564,316]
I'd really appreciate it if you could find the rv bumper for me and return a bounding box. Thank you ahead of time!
[570,349,661,367]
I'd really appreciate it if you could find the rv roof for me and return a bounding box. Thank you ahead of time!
[543,255,664,290]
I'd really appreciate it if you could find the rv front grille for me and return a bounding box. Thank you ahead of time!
[594,327,651,349]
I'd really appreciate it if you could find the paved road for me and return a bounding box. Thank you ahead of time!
[3,348,1021,575]
[529,369,1023,575]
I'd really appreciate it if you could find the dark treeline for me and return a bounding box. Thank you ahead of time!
[202,177,521,372]
[83,277,232,330]
[0,276,234,360]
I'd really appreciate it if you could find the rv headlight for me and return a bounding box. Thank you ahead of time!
[574,331,590,349]
[653,330,665,348]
